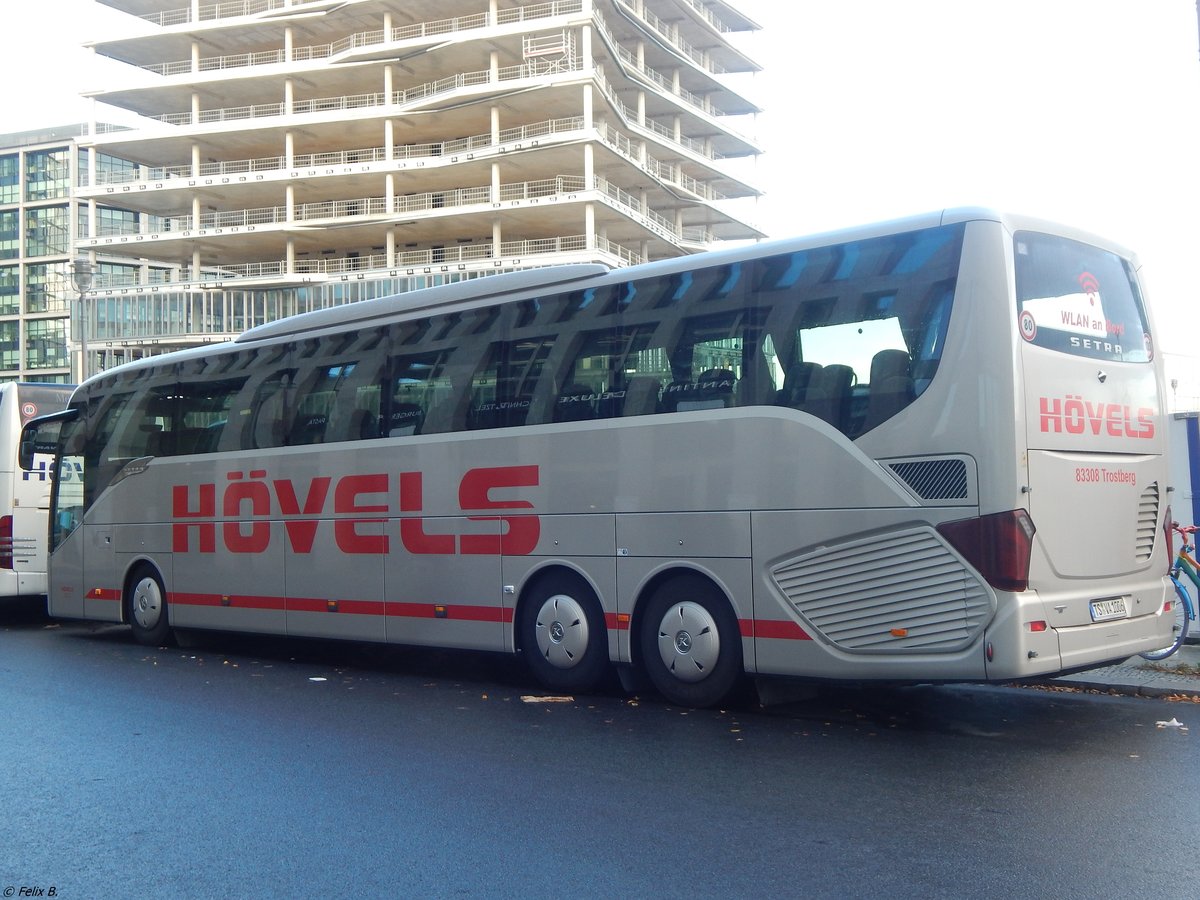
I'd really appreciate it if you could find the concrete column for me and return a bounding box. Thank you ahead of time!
[285,131,294,168]
[191,41,200,73]
[191,144,200,176]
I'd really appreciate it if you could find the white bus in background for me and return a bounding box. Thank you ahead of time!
[0,383,73,599]
[22,208,1173,706]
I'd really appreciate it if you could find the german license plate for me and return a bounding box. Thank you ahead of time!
[1090,597,1129,622]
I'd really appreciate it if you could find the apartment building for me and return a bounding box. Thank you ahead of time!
[73,0,763,376]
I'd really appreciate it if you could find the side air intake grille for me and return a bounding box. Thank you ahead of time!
[770,527,993,653]
[888,459,969,500]
[1135,482,1159,562]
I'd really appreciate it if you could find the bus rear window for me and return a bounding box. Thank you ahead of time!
[1014,231,1151,363]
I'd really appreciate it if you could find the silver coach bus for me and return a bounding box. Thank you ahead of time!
[23,209,1172,706]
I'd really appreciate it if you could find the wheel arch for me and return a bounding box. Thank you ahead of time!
[121,555,168,625]
[512,560,606,653]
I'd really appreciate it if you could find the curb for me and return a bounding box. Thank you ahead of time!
[1044,654,1200,700]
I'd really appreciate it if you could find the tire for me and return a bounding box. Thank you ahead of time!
[127,565,173,647]
[519,571,610,693]
[639,574,743,708]
[1139,581,1191,661]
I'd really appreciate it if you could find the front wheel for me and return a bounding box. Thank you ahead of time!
[639,574,743,708]
[1139,581,1191,661]
[519,571,610,693]
[127,566,173,647]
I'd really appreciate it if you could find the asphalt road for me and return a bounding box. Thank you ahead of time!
[2,599,1197,899]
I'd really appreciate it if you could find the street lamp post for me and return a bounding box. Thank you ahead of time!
[71,257,93,382]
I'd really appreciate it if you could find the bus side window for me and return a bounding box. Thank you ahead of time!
[468,336,554,431]
[245,371,294,450]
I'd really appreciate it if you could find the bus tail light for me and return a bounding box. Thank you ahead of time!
[0,515,12,570]
[937,509,1036,593]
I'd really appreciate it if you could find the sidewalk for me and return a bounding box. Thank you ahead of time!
[1044,640,1200,699]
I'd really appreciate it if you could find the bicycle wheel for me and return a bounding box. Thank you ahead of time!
[1139,580,1191,661]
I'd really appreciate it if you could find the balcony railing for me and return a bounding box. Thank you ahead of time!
[85,234,643,291]
[145,2,585,74]
[612,0,728,75]
[89,172,680,241]
[144,0,327,28]
[88,114,731,203]
[593,11,730,118]
[153,56,586,126]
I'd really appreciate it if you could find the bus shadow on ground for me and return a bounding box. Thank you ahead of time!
[0,596,52,626]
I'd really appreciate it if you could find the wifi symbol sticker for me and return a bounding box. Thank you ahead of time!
[1077,271,1100,304]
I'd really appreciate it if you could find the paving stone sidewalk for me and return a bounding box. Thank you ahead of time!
[1045,641,1200,698]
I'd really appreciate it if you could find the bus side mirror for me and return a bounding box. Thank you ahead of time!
[19,414,67,471]
[18,424,38,471]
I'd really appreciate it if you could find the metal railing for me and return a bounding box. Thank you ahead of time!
[86,168,682,244]
[90,117,590,187]
[152,57,585,126]
[143,0,584,75]
[86,234,643,290]
[612,0,728,75]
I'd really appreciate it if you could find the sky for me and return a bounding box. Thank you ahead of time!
[6,0,1200,392]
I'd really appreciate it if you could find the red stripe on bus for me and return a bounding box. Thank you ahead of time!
[166,592,507,623]
[604,613,630,631]
[89,588,121,602]
[288,597,385,616]
[753,620,812,640]
[170,592,287,611]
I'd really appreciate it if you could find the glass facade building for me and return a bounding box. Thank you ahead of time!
[0,127,94,384]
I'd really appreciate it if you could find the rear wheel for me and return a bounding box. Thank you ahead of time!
[519,572,610,693]
[1139,581,1191,661]
[127,566,172,647]
[639,574,743,708]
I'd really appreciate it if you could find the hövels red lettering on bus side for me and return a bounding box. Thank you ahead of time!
[171,465,540,556]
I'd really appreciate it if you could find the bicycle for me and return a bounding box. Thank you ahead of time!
[1140,522,1199,661]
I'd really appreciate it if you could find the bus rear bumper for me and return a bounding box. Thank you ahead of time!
[983,581,1174,680]
[1054,613,1171,673]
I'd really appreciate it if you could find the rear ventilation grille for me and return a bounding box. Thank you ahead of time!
[770,527,994,653]
[1135,482,1159,562]
[888,458,969,500]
